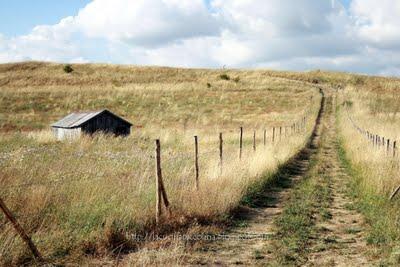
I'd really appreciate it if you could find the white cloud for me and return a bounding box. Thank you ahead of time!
[1,0,400,76]
[74,0,221,46]
[0,17,84,62]
[351,0,400,49]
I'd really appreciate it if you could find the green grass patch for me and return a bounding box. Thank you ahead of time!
[337,135,400,266]
[270,157,332,265]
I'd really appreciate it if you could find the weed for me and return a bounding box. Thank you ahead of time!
[219,74,230,80]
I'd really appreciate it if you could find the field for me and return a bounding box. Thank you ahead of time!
[1,62,400,266]
[337,78,400,264]
[0,62,322,265]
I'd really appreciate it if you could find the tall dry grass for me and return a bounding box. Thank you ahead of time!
[0,62,321,265]
[0,117,319,265]
[338,84,400,261]
[338,85,400,195]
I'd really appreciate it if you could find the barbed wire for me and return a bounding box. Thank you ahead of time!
[345,105,398,158]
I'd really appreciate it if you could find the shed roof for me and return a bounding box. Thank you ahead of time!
[51,109,132,128]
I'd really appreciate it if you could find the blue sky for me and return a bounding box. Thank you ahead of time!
[0,0,399,76]
[0,1,91,36]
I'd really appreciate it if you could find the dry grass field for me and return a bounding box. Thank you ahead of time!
[337,78,400,263]
[1,61,400,266]
[0,62,321,265]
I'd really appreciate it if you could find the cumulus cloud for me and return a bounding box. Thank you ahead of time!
[0,0,400,75]
[74,0,222,46]
[0,17,84,63]
[351,0,400,49]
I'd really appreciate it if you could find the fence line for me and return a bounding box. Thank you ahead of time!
[1,108,316,261]
[345,103,398,158]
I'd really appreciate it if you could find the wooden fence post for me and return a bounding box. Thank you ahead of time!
[263,129,266,146]
[394,141,397,157]
[0,198,43,262]
[239,127,243,160]
[194,136,199,190]
[253,131,256,151]
[155,139,170,224]
[272,127,275,143]
[279,127,282,140]
[387,139,390,154]
[219,133,223,173]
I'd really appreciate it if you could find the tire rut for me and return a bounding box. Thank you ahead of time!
[179,91,327,266]
[305,95,373,266]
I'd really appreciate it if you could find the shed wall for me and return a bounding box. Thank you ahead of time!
[53,127,81,140]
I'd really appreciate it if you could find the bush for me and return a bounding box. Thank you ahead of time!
[207,83,212,88]
[233,77,240,83]
[63,64,74,73]
[219,74,230,81]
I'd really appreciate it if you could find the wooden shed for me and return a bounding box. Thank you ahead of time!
[51,109,132,140]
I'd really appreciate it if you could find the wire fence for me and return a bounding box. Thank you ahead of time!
[345,103,398,158]
[0,98,322,262]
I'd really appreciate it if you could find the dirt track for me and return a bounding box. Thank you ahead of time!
[180,90,373,266]
[122,89,374,266]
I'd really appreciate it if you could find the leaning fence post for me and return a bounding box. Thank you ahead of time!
[239,127,243,160]
[194,136,199,190]
[0,198,43,262]
[155,139,170,223]
[253,131,256,151]
[219,133,223,173]
[155,140,162,223]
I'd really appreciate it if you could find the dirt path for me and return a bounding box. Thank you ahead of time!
[180,92,374,266]
[181,153,315,265]
[121,90,374,266]
[175,92,326,266]
[305,96,372,266]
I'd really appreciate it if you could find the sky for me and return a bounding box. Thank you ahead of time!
[0,0,399,76]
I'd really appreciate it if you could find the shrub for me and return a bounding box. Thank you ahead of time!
[63,64,74,73]
[233,77,240,83]
[311,78,319,84]
[219,74,230,80]
[207,83,212,88]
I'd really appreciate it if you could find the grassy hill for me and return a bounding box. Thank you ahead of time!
[0,61,399,265]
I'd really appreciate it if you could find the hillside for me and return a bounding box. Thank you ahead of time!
[0,62,400,266]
